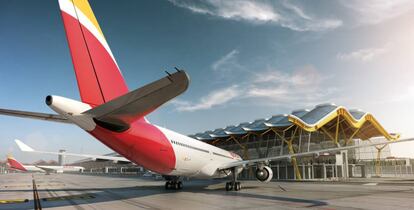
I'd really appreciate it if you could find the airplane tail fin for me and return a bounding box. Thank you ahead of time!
[58,0,128,106]
[7,155,27,171]
[15,139,35,152]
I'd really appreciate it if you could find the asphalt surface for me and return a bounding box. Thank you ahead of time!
[1,173,414,209]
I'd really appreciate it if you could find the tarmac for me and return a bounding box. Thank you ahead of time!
[1,173,414,210]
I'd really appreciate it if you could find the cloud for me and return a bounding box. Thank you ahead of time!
[173,56,336,112]
[168,0,342,31]
[246,65,335,105]
[173,85,241,111]
[340,0,414,25]
[212,49,240,71]
[337,45,390,62]
[388,85,414,103]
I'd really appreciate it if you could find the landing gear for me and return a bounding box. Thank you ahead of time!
[235,181,241,191]
[165,181,183,190]
[225,168,242,191]
[163,175,182,190]
[225,181,241,191]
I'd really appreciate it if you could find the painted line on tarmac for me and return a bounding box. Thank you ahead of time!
[278,184,287,191]
[2,185,32,188]
[42,194,95,202]
[0,199,29,204]
[32,176,42,210]
[363,183,378,186]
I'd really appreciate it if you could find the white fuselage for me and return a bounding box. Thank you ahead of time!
[23,165,84,173]
[48,95,242,179]
[157,126,243,179]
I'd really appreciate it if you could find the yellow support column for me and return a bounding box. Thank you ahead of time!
[286,140,302,180]
[334,116,340,145]
[374,144,387,177]
[283,127,302,180]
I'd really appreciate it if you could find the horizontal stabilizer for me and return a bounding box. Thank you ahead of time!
[84,70,189,131]
[0,108,70,123]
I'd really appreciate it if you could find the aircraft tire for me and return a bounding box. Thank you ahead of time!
[225,182,233,191]
[234,182,241,191]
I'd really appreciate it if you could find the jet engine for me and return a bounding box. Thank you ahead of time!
[255,166,273,182]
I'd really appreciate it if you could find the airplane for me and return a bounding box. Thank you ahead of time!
[0,0,413,191]
[6,155,84,174]
[15,139,131,164]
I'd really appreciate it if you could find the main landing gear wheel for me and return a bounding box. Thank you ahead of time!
[225,182,233,191]
[165,181,183,190]
[225,182,241,191]
[235,182,241,191]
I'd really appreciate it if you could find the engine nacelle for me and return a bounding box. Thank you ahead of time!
[255,166,273,182]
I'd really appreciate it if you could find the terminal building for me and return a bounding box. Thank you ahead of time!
[189,103,411,180]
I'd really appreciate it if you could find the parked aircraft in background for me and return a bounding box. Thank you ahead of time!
[6,155,84,174]
[1,0,413,191]
[15,139,131,164]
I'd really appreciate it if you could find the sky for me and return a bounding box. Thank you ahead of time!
[0,0,414,163]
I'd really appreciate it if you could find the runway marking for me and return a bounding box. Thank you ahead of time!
[0,199,29,204]
[32,177,42,210]
[2,185,32,188]
[277,184,287,192]
[363,183,378,186]
[42,194,95,202]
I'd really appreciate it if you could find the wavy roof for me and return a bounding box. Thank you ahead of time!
[192,103,399,141]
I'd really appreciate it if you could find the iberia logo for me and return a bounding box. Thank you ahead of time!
[229,152,239,159]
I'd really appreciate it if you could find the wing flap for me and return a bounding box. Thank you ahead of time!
[83,70,189,128]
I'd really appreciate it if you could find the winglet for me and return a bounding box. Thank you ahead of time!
[15,139,34,152]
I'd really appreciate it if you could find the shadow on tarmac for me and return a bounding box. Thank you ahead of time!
[1,179,328,209]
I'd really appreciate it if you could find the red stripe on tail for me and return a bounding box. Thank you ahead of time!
[60,6,128,106]
[7,157,27,171]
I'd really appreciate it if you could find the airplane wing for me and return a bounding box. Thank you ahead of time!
[15,139,131,164]
[0,108,70,123]
[218,137,414,170]
[83,70,189,129]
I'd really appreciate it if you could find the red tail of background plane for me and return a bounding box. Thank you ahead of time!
[7,156,27,171]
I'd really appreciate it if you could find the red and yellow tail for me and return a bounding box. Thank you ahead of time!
[58,0,128,106]
[7,155,27,171]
